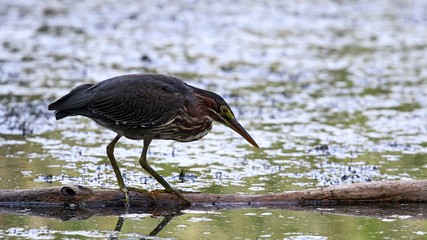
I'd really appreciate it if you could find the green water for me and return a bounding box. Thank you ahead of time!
[0,0,426,239]
[0,209,425,239]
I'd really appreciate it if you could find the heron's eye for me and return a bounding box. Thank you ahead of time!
[219,106,234,119]
[220,106,228,114]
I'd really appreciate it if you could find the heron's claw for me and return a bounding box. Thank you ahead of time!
[149,189,192,205]
[119,186,130,207]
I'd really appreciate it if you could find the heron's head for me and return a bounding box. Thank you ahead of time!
[196,89,259,148]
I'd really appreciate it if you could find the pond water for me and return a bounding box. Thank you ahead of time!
[0,0,426,239]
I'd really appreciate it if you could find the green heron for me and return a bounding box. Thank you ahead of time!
[48,74,259,205]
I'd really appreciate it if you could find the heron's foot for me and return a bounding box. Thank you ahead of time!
[127,187,150,194]
[119,186,130,206]
[149,189,192,205]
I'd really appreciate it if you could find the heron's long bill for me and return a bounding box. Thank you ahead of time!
[225,118,259,148]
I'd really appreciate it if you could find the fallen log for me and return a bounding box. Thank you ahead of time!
[0,180,425,220]
[0,180,425,207]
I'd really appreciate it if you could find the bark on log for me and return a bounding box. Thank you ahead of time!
[0,180,425,207]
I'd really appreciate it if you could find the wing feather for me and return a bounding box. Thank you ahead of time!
[87,74,189,127]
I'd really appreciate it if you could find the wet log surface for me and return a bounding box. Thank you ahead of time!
[0,180,425,220]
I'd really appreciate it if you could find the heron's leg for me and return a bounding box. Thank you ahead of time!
[139,137,191,205]
[106,134,129,203]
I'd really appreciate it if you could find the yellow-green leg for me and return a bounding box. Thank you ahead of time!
[140,137,192,205]
[106,134,129,204]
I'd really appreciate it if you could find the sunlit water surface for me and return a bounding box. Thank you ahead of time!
[0,0,426,239]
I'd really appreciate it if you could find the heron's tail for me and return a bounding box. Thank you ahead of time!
[48,83,94,120]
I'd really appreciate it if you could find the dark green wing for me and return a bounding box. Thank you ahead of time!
[87,74,189,127]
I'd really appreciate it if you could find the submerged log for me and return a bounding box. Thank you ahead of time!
[0,180,425,208]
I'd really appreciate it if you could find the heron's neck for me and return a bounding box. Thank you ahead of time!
[189,87,217,117]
